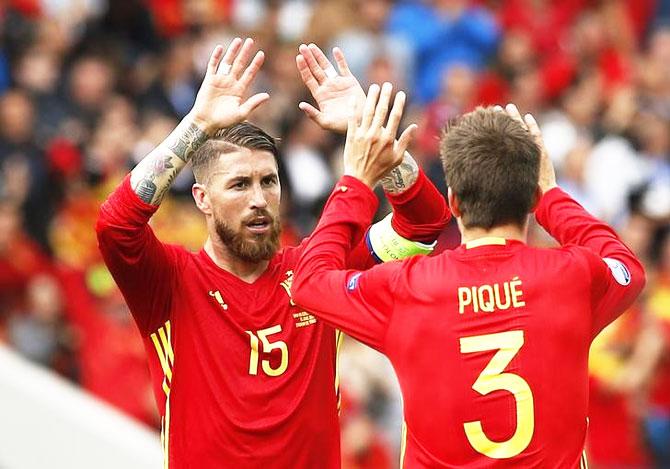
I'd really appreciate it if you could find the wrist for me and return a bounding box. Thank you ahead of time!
[344,169,376,189]
[186,112,217,137]
[380,151,419,194]
[162,114,211,163]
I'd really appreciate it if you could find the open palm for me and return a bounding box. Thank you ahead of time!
[190,38,269,134]
[296,44,366,133]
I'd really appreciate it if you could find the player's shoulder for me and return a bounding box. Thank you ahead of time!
[389,252,444,290]
[166,243,201,268]
[530,244,602,281]
[274,243,302,266]
[552,244,602,265]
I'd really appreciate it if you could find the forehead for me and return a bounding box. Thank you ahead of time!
[210,148,278,179]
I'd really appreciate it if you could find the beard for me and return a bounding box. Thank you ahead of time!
[214,210,281,263]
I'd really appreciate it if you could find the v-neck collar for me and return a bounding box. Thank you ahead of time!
[197,248,278,287]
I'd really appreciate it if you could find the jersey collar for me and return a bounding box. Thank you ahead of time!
[464,237,507,249]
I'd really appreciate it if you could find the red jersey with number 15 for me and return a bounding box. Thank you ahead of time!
[293,177,646,468]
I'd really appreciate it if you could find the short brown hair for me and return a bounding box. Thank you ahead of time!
[191,122,279,184]
[440,107,540,229]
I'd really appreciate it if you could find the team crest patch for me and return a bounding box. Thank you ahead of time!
[347,273,362,291]
[603,258,631,286]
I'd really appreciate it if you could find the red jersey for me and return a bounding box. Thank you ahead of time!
[293,177,646,468]
[96,172,449,468]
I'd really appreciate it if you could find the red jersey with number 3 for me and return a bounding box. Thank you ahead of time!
[293,177,646,468]
[96,173,449,468]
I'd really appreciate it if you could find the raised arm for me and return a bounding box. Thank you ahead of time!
[296,44,449,256]
[96,38,269,334]
[131,38,269,205]
[293,84,417,351]
[502,104,645,335]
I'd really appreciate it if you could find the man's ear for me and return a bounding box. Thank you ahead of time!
[192,183,212,215]
[529,186,543,213]
[447,187,462,218]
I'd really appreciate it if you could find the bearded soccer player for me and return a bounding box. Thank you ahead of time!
[293,100,646,468]
[96,38,449,468]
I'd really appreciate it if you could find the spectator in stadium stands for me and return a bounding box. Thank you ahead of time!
[141,38,198,120]
[643,233,670,467]
[8,274,78,381]
[0,200,50,323]
[387,0,500,103]
[330,0,412,91]
[0,90,53,250]
[586,213,656,468]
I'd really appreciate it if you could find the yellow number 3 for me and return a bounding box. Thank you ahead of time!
[459,330,534,459]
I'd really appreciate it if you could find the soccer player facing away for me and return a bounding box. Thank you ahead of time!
[292,97,646,468]
[96,38,449,468]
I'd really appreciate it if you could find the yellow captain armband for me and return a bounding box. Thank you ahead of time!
[366,213,436,263]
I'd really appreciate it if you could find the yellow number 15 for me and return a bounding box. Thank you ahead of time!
[246,325,289,377]
[459,330,534,459]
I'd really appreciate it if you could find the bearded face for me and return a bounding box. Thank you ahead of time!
[192,148,283,265]
[213,208,281,263]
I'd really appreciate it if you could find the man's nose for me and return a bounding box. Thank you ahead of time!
[249,183,268,209]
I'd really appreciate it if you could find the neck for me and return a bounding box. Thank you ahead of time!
[204,236,269,283]
[458,221,528,245]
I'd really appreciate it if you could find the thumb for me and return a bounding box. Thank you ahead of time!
[298,102,326,125]
[240,92,270,116]
[396,124,418,157]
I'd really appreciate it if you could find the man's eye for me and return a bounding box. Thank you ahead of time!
[232,181,248,189]
[262,177,277,186]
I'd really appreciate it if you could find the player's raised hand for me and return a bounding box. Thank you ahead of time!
[343,82,417,188]
[296,44,366,133]
[189,38,269,135]
[496,103,557,194]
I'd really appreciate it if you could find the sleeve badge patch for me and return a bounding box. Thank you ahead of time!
[603,258,632,286]
[347,272,362,292]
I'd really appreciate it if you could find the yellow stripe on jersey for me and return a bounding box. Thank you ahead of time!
[334,329,344,414]
[151,321,174,386]
[399,421,408,469]
[152,320,174,469]
[580,450,589,469]
[160,417,165,468]
[162,379,170,397]
[465,237,506,249]
[151,333,172,381]
[163,394,171,469]
[159,327,174,366]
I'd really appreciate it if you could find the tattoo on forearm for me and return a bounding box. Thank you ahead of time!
[381,153,419,194]
[131,118,209,205]
[153,169,178,203]
[165,121,209,162]
[136,179,158,203]
[132,154,181,204]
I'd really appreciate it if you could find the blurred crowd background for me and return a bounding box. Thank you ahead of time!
[0,0,668,467]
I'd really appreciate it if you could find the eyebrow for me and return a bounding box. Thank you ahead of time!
[225,172,278,184]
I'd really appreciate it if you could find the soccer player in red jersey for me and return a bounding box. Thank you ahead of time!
[96,38,449,468]
[292,94,647,467]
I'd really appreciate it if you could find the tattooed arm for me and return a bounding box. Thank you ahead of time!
[296,44,448,246]
[130,119,208,204]
[379,151,418,194]
[129,38,269,206]
[97,38,269,334]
